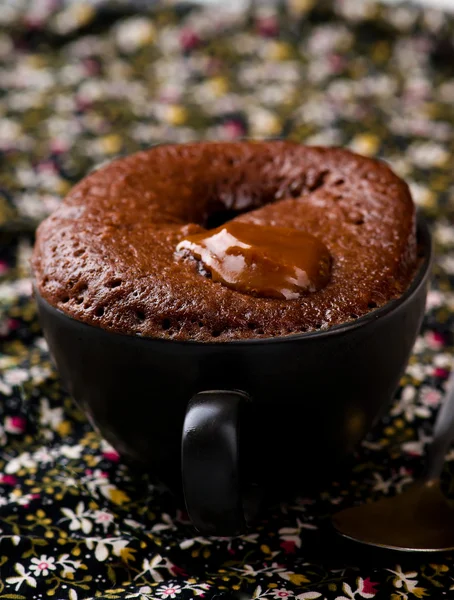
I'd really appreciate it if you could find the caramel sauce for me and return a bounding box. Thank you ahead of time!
[177,221,332,299]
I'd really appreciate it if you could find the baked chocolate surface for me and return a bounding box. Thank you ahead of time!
[32,141,417,341]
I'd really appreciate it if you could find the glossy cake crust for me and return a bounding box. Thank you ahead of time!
[32,141,417,341]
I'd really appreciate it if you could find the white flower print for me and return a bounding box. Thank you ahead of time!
[253,587,321,600]
[60,502,93,534]
[179,536,212,550]
[152,513,177,533]
[29,364,53,387]
[116,17,155,53]
[434,222,454,247]
[0,278,32,302]
[124,518,143,529]
[402,429,433,457]
[5,451,36,474]
[183,582,210,597]
[8,492,37,506]
[439,254,454,276]
[233,564,267,578]
[405,362,431,383]
[371,472,394,495]
[29,555,57,576]
[81,468,117,501]
[40,397,64,429]
[56,554,82,576]
[5,563,37,591]
[33,447,54,464]
[85,537,129,562]
[335,577,378,599]
[59,444,84,459]
[55,473,79,489]
[126,586,154,600]
[408,141,449,168]
[240,532,260,544]
[390,385,430,421]
[387,565,419,594]
[434,353,454,369]
[279,518,317,549]
[232,562,288,579]
[156,584,182,599]
[372,468,412,495]
[134,554,174,582]
[0,367,29,395]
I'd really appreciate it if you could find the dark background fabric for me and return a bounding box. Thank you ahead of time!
[0,1,454,598]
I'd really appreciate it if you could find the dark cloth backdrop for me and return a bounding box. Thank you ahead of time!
[1,1,454,598]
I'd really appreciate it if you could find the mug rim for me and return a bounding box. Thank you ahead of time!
[34,214,432,347]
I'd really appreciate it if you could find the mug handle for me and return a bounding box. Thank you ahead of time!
[182,390,248,536]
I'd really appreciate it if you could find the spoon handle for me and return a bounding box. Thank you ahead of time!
[422,366,454,482]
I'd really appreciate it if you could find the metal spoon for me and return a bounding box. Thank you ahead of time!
[333,368,454,552]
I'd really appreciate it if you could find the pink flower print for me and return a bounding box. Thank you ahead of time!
[37,161,56,174]
[256,16,279,37]
[176,509,190,524]
[360,577,378,597]
[158,87,181,104]
[420,386,442,407]
[8,318,20,331]
[271,589,293,599]
[425,330,445,350]
[0,474,17,485]
[5,416,27,434]
[94,510,114,531]
[24,14,46,29]
[222,119,246,140]
[156,584,182,599]
[83,58,100,76]
[29,555,57,577]
[280,540,296,554]
[102,449,120,462]
[171,565,187,577]
[426,290,443,310]
[180,28,201,51]
[434,367,450,379]
[329,53,345,73]
[50,139,69,154]
[0,260,8,275]
[76,95,92,111]
[8,492,39,508]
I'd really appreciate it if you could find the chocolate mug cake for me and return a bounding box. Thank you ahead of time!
[32,141,417,341]
[32,142,429,535]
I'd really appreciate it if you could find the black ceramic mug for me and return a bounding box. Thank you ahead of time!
[35,216,432,536]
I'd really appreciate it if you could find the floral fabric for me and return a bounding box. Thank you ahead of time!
[1,0,454,598]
